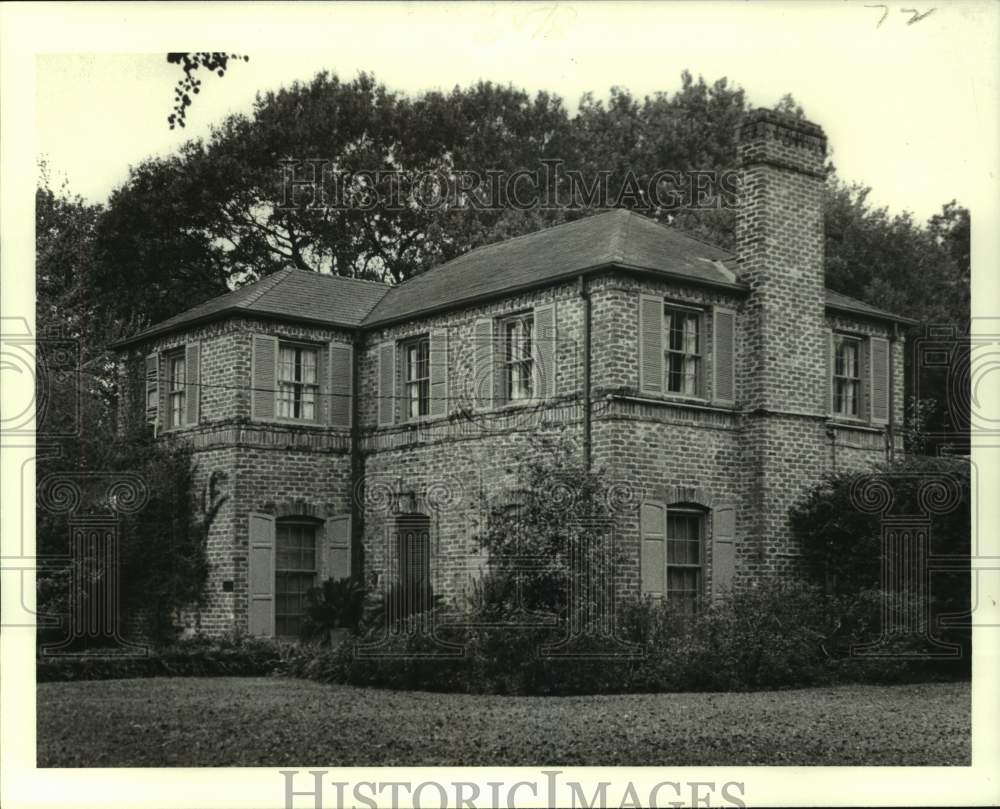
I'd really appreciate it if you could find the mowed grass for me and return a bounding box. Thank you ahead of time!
[37,677,969,767]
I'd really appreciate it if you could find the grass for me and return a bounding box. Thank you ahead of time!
[37,677,969,767]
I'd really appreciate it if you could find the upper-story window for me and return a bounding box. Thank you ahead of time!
[502,313,534,402]
[833,335,862,418]
[278,343,318,421]
[403,335,430,420]
[664,306,702,396]
[166,351,186,428]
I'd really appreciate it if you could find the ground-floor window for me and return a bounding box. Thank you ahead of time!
[666,509,703,613]
[395,513,431,618]
[275,519,318,638]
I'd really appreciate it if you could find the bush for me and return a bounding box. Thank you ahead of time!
[36,632,291,682]
[300,577,367,643]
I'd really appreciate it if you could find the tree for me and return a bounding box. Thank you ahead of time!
[167,52,248,129]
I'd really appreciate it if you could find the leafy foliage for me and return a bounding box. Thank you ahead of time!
[299,577,367,642]
[167,52,248,129]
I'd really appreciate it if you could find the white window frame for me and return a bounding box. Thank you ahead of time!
[277,342,320,423]
[501,312,534,404]
[402,335,430,422]
[663,304,704,399]
[166,350,186,429]
[833,334,864,420]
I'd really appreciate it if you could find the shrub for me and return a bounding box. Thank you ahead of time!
[300,577,367,644]
[36,632,291,682]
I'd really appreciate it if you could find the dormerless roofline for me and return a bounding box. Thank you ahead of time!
[112,263,915,349]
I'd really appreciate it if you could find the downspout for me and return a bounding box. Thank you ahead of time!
[578,275,592,471]
[350,329,365,581]
[887,322,898,462]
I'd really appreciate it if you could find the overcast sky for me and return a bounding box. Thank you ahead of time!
[31,2,1000,222]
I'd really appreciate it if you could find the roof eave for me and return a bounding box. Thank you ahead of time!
[824,301,919,327]
[360,261,749,330]
[111,307,363,350]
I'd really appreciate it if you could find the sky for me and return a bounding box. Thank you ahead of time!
[28,2,999,223]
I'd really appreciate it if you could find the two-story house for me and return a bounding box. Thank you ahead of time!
[114,109,913,639]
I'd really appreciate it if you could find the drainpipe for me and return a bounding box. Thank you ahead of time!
[888,322,898,462]
[578,275,592,471]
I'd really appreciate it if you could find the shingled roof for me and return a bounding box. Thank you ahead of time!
[114,267,391,346]
[114,209,913,348]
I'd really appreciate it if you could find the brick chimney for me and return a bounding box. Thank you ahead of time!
[736,108,828,415]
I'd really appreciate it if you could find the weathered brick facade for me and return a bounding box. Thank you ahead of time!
[115,108,910,638]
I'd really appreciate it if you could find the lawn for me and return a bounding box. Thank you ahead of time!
[37,677,969,767]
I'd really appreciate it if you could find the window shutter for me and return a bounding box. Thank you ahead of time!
[323,515,352,582]
[184,342,200,426]
[826,330,835,416]
[859,337,871,421]
[638,294,664,395]
[329,343,353,427]
[428,330,448,417]
[144,352,160,432]
[377,341,396,427]
[711,504,737,599]
[251,334,278,421]
[640,502,666,598]
[248,512,276,637]
[533,302,557,399]
[712,307,736,404]
[869,337,890,425]
[473,318,494,410]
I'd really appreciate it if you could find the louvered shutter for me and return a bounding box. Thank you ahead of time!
[533,303,557,399]
[144,353,160,431]
[638,294,664,395]
[184,342,200,426]
[323,515,352,582]
[329,343,353,427]
[248,512,276,637]
[711,504,737,599]
[473,318,494,409]
[826,330,835,416]
[377,342,395,427]
[713,307,736,404]
[251,334,278,420]
[869,337,890,425]
[640,502,666,598]
[429,330,448,417]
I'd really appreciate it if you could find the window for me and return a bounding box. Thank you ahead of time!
[833,335,862,418]
[278,344,319,421]
[275,520,318,638]
[503,313,533,402]
[166,352,186,428]
[394,514,432,619]
[664,307,702,396]
[403,336,430,420]
[666,510,703,613]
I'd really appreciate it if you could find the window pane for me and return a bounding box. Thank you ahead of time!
[300,349,317,384]
[279,347,296,382]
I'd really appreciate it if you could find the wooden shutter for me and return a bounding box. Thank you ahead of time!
[869,337,890,425]
[329,343,353,427]
[711,503,737,599]
[826,330,835,416]
[713,307,736,404]
[473,318,493,409]
[248,512,276,637]
[184,342,200,426]
[533,302,557,399]
[251,334,278,421]
[323,515,352,582]
[640,502,666,598]
[638,294,664,395]
[429,329,448,417]
[144,352,159,431]
[377,342,395,427]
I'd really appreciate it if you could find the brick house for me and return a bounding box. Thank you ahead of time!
[114,109,913,638]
